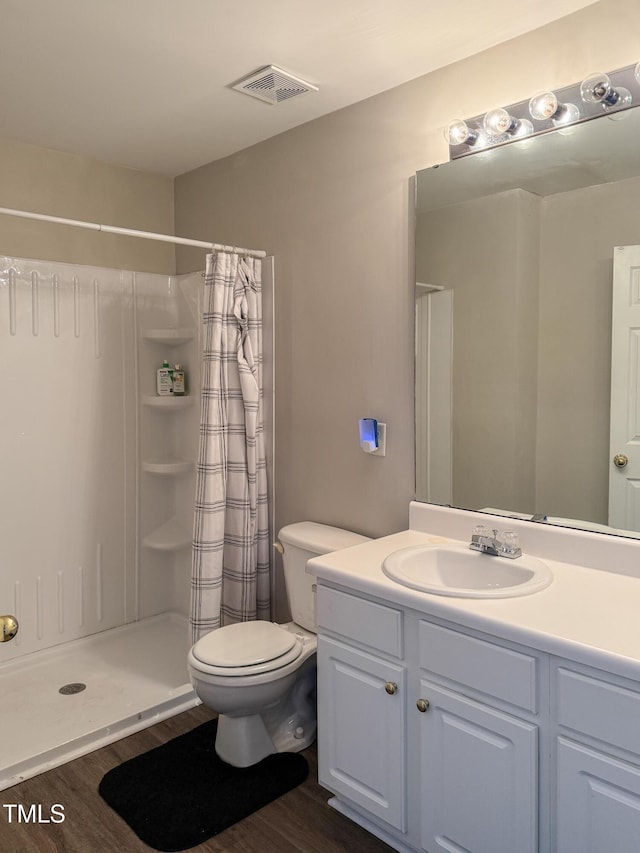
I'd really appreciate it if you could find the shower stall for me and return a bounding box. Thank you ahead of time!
[0,254,275,789]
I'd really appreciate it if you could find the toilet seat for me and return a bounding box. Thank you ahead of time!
[191,621,304,677]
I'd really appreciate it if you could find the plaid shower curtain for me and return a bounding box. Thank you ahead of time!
[190,251,270,643]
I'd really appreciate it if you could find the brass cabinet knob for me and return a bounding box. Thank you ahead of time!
[0,615,18,642]
[416,698,430,713]
[384,682,398,695]
[614,454,629,468]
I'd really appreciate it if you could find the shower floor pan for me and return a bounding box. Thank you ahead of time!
[0,612,198,791]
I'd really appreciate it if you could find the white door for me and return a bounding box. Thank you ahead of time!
[609,245,640,529]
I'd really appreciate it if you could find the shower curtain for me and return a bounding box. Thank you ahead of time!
[190,251,270,642]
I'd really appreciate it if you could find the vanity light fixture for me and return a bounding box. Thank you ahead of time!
[528,91,580,126]
[580,72,632,110]
[445,61,640,160]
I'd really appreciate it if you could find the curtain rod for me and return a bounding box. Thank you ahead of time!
[0,206,267,258]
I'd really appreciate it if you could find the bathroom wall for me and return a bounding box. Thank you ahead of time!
[0,138,175,274]
[174,0,640,591]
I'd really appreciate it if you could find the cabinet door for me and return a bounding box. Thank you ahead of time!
[317,636,406,831]
[419,681,537,853]
[557,737,640,853]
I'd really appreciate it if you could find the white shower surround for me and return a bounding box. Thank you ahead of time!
[0,256,205,786]
[0,256,203,656]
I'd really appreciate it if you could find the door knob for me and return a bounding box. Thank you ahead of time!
[385,682,398,695]
[614,454,629,468]
[416,698,430,712]
[0,615,18,642]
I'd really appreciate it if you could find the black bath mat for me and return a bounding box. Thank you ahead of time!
[99,719,309,852]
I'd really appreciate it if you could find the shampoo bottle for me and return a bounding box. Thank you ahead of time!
[156,359,173,395]
[172,364,186,395]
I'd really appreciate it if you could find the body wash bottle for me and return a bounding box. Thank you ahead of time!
[156,359,173,395]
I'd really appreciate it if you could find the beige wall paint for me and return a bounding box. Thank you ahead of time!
[0,139,175,273]
[175,0,640,579]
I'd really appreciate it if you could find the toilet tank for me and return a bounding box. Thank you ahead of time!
[278,522,370,632]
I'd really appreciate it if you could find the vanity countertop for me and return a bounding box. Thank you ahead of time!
[307,528,640,680]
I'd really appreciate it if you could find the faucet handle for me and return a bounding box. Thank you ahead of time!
[496,530,521,558]
[471,525,494,541]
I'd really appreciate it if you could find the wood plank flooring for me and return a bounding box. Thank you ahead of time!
[0,706,394,853]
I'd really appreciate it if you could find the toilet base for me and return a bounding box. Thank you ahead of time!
[212,655,317,767]
[215,709,317,768]
[215,713,275,767]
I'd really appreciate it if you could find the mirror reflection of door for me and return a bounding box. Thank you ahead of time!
[609,245,640,529]
[415,283,452,505]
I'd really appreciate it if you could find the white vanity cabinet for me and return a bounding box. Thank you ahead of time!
[554,664,640,853]
[316,584,541,853]
[315,573,640,853]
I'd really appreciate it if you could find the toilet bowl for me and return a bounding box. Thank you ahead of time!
[187,521,370,767]
[188,620,317,767]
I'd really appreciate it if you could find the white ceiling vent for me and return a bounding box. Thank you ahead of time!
[232,65,318,105]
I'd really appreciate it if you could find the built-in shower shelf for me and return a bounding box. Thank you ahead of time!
[142,458,194,476]
[142,517,192,552]
[142,394,194,409]
[143,328,195,346]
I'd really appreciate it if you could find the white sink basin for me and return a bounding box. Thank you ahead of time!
[382,543,552,598]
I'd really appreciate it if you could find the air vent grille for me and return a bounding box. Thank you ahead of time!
[232,65,318,105]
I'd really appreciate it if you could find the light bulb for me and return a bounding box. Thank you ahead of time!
[614,87,633,108]
[580,72,632,109]
[528,91,580,126]
[512,118,534,139]
[444,119,476,146]
[552,102,580,126]
[483,107,517,137]
[581,72,613,103]
[529,91,559,120]
[483,108,532,140]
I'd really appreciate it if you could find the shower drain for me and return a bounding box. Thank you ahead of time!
[59,682,87,695]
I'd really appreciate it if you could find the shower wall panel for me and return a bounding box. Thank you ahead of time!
[0,257,138,660]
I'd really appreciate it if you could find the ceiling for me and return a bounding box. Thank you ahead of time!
[0,0,595,177]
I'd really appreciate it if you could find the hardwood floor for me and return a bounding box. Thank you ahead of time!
[0,706,394,853]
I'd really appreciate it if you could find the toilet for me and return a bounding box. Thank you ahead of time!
[187,521,370,767]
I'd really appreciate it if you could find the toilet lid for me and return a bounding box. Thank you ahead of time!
[192,621,299,669]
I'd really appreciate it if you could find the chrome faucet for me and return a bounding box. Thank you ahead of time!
[469,526,522,559]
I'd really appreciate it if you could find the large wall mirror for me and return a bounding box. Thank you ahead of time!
[415,105,640,538]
